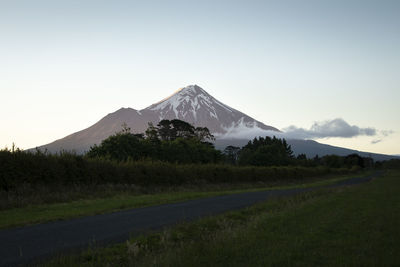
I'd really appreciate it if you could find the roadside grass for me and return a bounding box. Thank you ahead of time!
[0,172,366,229]
[40,170,399,267]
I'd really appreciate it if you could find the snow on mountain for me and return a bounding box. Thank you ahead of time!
[144,85,280,135]
[36,84,279,153]
[147,85,231,119]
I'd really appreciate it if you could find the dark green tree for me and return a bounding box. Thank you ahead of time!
[297,154,307,160]
[170,119,196,139]
[86,132,146,161]
[195,126,215,142]
[160,138,221,164]
[223,145,241,164]
[86,124,150,161]
[344,153,364,168]
[157,120,173,141]
[321,155,344,168]
[145,122,160,143]
[86,120,220,164]
[238,136,294,166]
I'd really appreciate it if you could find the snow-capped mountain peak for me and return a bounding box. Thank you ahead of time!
[147,85,213,119]
[177,84,206,95]
[143,85,279,135]
[148,85,209,117]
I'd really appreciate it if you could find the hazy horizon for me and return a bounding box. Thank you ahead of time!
[1,0,399,155]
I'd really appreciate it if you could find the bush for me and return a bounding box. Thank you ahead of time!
[0,149,353,191]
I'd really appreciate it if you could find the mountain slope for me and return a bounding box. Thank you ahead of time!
[40,108,157,153]
[38,85,279,153]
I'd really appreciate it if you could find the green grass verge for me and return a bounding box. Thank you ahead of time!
[41,170,399,266]
[0,172,365,229]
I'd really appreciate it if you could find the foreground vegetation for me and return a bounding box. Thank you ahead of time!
[0,172,362,229]
[42,170,400,267]
[1,148,350,191]
[1,147,357,211]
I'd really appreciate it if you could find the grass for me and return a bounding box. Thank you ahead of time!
[0,172,366,229]
[40,169,399,267]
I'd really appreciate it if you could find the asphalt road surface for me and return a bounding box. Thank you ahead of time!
[0,171,382,266]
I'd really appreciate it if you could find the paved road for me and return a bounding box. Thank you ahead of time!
[0,171,382,266]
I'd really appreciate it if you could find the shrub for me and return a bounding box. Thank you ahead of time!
[0,150,352,190]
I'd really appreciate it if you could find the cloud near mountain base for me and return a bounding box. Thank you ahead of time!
[283,118,376,139]
[217,118,390,142]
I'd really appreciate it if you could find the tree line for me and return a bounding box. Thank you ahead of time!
[86,120,220,164]
[86,119,374,169]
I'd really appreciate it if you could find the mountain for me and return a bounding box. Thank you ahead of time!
[36,84,397,161]
[38,85,280,153]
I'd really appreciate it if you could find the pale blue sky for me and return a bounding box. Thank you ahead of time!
[1,0,399,154]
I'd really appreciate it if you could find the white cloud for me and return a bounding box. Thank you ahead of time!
[215,120,282,140]
[216,118,392,142]
[283,118,377,139]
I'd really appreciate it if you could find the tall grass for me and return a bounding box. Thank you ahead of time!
[0,149,357,210]
[0,150,353,191]
[42,170,400,267]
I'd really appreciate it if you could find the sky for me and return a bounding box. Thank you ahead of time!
[1,0,399,155]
